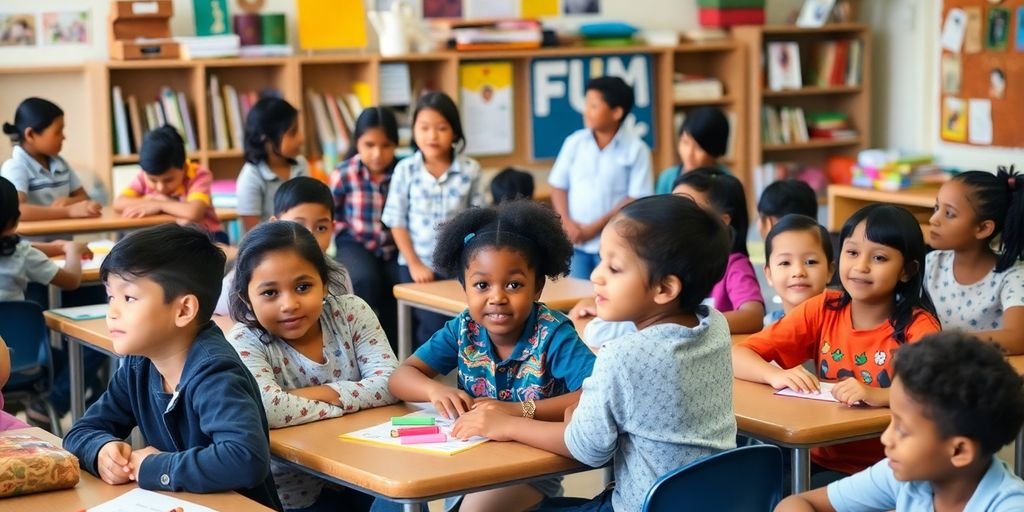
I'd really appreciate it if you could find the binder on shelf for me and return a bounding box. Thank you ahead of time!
[223,84,244,150]
[111,86,131,156]
[209,75,229,150]
[126,95,143,153]
[177,91,197,152]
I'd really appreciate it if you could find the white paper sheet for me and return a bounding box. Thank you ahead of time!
[941,8,968,52]
[88,488,216,512]
[968,98,993,145]
[774,381,839,402]
[51,304,109,321]
[340,410,488,456]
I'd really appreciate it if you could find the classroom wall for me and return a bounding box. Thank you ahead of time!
[862,0,1024,170]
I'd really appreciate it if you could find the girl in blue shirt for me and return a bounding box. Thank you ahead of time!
[387,199,596,512]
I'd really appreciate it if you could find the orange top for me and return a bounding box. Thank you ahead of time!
[739,290,940,474]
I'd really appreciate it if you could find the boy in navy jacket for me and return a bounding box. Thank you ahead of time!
[64,224,281,511]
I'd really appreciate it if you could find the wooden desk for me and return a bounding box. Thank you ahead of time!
[18,208,238,237]
[43,311,115,422]
[270,404,587,511]
[1,428,274,512]
[392,277,594,359]
[827,185,938,238]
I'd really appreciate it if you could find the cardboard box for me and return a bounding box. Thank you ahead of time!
[108,1,180,60]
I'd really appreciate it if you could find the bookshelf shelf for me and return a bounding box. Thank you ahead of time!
[762,85,862,97]
[763,137,863,152]
[112,154,139,164]
[674,95,735,107]
[759,23,867,36]
[207,149,244,159]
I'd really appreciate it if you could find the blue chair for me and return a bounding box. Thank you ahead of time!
[0,301,62,435]
[641,445,783,512]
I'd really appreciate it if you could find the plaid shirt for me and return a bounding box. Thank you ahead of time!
[330,156,395,259]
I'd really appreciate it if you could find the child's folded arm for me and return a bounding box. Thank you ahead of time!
[64,364,139,476]
[137,362,272,492]
[324,298,400,412]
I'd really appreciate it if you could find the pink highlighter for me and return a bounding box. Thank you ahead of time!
[399,432,448,445]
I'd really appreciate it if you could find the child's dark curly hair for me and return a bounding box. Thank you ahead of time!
[432,199,573,288]
[894,331,1024,457]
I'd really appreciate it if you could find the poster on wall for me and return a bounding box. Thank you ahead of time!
[941,97,968,142]
[564,0,601,15]
[530,53,654,160]
[460,61,514,156]
[0,12,37,46]
[41,10,90,45]
[424,0,463,18]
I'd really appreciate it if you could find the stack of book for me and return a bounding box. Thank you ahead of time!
[673,74,724,101]
[111,86,196,156]
[304,89,366,171]
[812,39,863,87]
[174,35,240,59]
[806,112,858,140]
[452,20,542,51]
[852,153,947,191]
[207,75,283,152]
[761,106,809,145]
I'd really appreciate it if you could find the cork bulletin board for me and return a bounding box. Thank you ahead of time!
[939,0,1024,148]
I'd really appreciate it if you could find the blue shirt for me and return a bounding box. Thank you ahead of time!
[381,151,483,267]
[1,145,82,206]
[414,303,596,401]
[828,457,1024,511]
[548,128,653,253]
[64,324,281,511]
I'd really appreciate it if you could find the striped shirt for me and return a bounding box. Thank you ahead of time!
[120,162,223,234]
[380,152,483,268]
[1,145,83,206]
[329,156,395,259]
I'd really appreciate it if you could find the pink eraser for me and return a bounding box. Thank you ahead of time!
[399,432,447,445]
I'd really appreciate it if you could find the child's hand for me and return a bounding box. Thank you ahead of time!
[576,222,600,244]
[471,397,519,417]
[122,203,163,218]
[563,221,581,244]
[68,200,101,218]
[97,441,133,485]
[128,446,161,482]
[63,241,89,259]
[568,298,597,321]
[766,366,820,393]
[409,261,435,283]
[451,407,515,441]
[831,378,882,407]
[426,385,474,419]
[51,196,74,207]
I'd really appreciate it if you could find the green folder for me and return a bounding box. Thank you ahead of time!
[193,0,231,36]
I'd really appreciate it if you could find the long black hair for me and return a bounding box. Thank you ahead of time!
[827,204,938,343]
[672,167,750,256]
[2,97,63,144]
[951,166,1024,272]
[411,92,465,159]
[0,177,21,257]
[344,106,399,161]
[243,96,299,166]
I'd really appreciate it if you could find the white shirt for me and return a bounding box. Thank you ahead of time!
[0,239,60,301]
[235,156,309,221]
[1,145,82,206]
[925,250,1024,331]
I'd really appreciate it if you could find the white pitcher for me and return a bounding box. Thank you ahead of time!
[367,0,413,56]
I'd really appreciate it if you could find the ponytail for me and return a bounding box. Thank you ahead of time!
[954,166,1024,272]
[4,97,63,144]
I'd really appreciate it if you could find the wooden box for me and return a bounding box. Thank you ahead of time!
[108,1,180,60]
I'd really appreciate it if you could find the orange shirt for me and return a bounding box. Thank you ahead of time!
[739,290,940,474]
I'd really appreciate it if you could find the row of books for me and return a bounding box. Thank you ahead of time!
[765,39,863,91]
[673,73,724,101]
[305,89,366,171]
[207,75,282,152]
[111,87,197,156]
[751,162,827,206]
[761,107,858,145]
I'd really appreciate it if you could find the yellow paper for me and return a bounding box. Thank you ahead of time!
[459,62,512,92]
[521,0,558,18]
[297,0,367,50]
[352,82,373,108]
[941,97,967,143]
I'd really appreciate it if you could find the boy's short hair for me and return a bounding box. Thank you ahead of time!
[273,176,334,218]
[894,331,1024,457]
[490,168,535,204]
[614,195,730,312]
[586,76,635,119]
[680,106,730,158]
[101,224,226,325]
[139,125,186,175]
[757,179,819,220]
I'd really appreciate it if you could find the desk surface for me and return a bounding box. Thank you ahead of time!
[270,404,586,500]
[18,208,238,237]
[827,185,939,208]
[1,428,273,511]
[43,312,115,355]
[393,277,593,315]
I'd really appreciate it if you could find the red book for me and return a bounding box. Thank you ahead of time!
[698,8,765,27]
[831,40,849,86]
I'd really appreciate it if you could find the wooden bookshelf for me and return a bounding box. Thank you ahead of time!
[733,23,871,212]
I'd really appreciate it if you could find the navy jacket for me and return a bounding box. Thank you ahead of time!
[64,323,282,511]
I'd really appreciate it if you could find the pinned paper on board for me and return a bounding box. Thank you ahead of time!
[968,98,993,145]
[986,7,1010,50]
[941,53,961,94]
[460,61,514,155]
[964,7,983,53]
[941,97,968,143]
[521,0,558,18]
[941,8,967,52]
[1015,7,1024,52]
[466,0,518,18]
[989,67,1006,99]
[296,0,367,50]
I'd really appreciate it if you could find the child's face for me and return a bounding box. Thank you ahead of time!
[765,230,832,313]
[413,108,454,163]
[275,119,304,160]
[591,222,654,323]
[678,131,712,171]
[27,116,65,156]
[143,167,185,197]
[582,90,622,133]
[106,274,191,357]
[246,249,326,342]
[880,377,963,482]
[928,180,988,251]
[463,247,542,347]
[839,221,909,306]
[357,127,397,175]
[273,203,333,253]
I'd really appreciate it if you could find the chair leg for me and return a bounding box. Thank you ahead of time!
[44,400,63,437]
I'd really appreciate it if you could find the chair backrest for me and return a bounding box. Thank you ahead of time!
[0,301,51,382]
[641,445,783,512]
